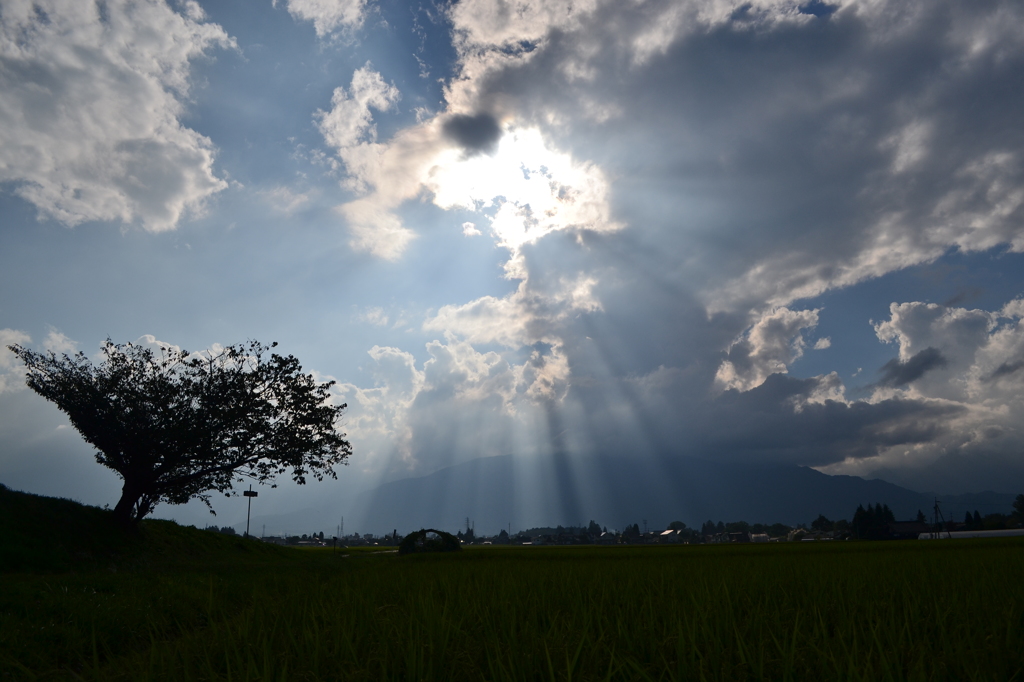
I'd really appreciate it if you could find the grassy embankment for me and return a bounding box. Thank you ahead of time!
[2,484,1023,681]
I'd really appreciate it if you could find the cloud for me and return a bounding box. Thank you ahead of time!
[0,329,32,395]
[987,359,1024,382]
[355,306,389,326]
[872,301,995,400]
[336,196,416,260]
[462,221,482,236]
[303,0,1024,493]
[316,65,400,153]
[788,295,1024,486]
[425,270,603,352]
[132,334,185,356]
[0,328,80,395]
[442,113,502,154]
[694,374,962,467]
[282,0,367,36]
[427,127,622,276]
[262,186,313,214]
[715,307,821,392]
[0,0,235,231]
[435,0,1024,318]
[322,103,620,261]
[41,330,79,356]
[334,334,575,476]
[876,347,948,388]
[315,65,424,259]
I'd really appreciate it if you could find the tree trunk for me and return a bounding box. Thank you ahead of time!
[112,480,143,526]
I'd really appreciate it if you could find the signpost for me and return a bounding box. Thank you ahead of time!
[244,485,258,538]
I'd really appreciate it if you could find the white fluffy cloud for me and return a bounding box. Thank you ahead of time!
[41,330,79,356]
[316,65,400,154]
[334,335,572,475]
[811,296,1024,484]
[715,307,821,392]
[0,0,234,231]
[0,329,32,395]
[318,96,620,261]
[315,65,422,259]
[872,300,1024,408]
[0,329,79,395]
[283,0,367,36]
[334,345,424,469]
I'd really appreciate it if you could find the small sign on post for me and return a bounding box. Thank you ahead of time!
[244,485,258,538]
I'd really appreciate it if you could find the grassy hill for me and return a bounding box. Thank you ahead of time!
[0,483,293,574]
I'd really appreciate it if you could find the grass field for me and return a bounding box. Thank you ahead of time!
[3,488,1024,681]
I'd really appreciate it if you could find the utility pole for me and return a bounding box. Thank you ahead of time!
[244,484,258,538]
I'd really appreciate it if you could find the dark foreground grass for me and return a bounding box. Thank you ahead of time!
[2,489,1023,681]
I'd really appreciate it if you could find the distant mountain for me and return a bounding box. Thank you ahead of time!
[347,454,1019,535]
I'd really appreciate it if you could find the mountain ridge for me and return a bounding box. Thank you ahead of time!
[345,454,1018,535]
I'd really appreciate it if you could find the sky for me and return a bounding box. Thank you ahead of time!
[2,0,1024,532]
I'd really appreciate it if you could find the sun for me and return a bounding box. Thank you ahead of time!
[428,126,621,263]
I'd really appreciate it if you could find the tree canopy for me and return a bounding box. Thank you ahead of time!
[851,503,895,540]
[9,339,351,524]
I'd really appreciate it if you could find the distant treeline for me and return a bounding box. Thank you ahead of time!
[204,495,1024,545]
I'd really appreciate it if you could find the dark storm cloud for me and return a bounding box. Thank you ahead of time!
[340,0,1024,497]
[399,331,966,472]
[457,0,1024,311]
[876,347,948,388]
[798,1,838,17]
[987,358,1024,382]
[442,113,502,153]
[697,374,962,465]
[497,237,965,469]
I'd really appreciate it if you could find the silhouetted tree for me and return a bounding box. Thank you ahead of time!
[399,529,461,555]
[917,509,927,524]
[811,514,832,532]
[668,520,687,531]
[1014,495,1024,521]
[851,503,895,540]
[9,339,351,525]
[981,512,1008,530]
[203,525,236,535]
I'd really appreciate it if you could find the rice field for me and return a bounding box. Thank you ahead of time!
[3,535,1023,681]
